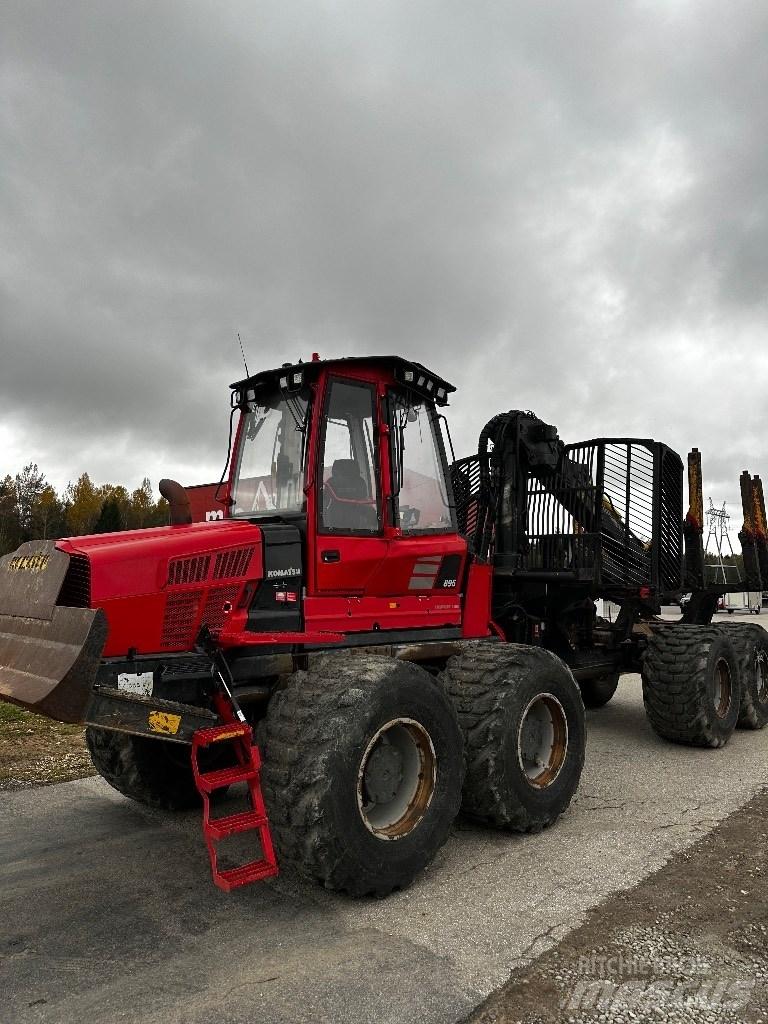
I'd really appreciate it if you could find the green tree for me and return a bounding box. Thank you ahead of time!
[31,485,65,539]
[14,463,46,534]
[65,473,103,536]
[127,479,171,529]
[98,484,130,530]
[0,475,21,555]
[94,497,123,533]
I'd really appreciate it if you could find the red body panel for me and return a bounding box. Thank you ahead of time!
[57,520,264,657]
[185,483,229,523]
[304,593,462,632]
[461,564,494,638]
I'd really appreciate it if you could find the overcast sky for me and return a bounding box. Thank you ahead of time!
[2,0,767,536]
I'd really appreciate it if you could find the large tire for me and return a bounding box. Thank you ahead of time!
[442,641,586,832]
[86,727,202,810]
[642,626,741,748]
[261,654,464,896]
[719,624,768,730]
[578,672,620,709]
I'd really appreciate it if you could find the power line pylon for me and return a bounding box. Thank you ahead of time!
[704,498,735,584]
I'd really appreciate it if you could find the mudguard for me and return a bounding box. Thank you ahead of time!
[0,541,107,723]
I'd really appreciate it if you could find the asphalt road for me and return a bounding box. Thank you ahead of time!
[2,612,768,1024]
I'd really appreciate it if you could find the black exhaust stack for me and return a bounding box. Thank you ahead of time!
[159,479,193,526]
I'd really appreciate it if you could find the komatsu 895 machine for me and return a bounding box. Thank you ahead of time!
[1,354,766,894]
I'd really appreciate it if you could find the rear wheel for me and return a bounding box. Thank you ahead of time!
[442,641,586,832]
[720,624,768,730]
[578,672,620,709]
[261,654,464,896]
[641,626,741,747]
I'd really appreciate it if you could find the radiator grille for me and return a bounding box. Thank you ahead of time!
[213,547,255,580]
[161,591,202,648]
[58,554,91,607]
[167,555,211,586]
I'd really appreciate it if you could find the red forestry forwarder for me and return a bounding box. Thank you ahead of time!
[1,355,767,895]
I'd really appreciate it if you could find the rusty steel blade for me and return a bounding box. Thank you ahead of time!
[0,607,107,723]
[0,540,107,723]
[0,540,70,619]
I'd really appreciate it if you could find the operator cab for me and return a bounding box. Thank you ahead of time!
[228,356,473,637]
[229,355,456,536]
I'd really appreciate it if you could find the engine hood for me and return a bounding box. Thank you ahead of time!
[56,520,266,657]
[56,520,264,606]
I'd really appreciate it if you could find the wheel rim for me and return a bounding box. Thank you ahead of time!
[357,718,436,840]
[755,649,768,704]
[517,693,569,789]
[713,657,733,718]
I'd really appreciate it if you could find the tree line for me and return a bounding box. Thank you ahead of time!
[0,463,168,557]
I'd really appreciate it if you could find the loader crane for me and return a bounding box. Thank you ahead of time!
[1,354,766,895]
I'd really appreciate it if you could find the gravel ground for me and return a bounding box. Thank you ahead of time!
[469,786,768,1024]
[0,703,94,790]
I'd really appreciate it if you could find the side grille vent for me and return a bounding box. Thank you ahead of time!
[201,584,241,633]
[213,547,254,580]
[161,591,202,649]
[58,555,91,607]
[168,555,211,586]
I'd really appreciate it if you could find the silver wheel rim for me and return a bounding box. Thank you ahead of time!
[357,718,436,840]
[517,693,569,789]
[713,657,732,719]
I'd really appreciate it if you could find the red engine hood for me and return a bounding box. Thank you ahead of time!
[57,520,264,606]
[56,521,265,657]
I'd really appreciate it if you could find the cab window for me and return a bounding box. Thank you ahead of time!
[231,389,309,516]
[319,380,381,533]
[390,394,453,532]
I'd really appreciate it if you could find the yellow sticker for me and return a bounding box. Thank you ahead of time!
[7,553,50,574]
[148,711,181,736]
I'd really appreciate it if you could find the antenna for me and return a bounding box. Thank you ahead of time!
[237,332,250,379]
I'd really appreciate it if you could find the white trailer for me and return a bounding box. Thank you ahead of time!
[722,591,762,614]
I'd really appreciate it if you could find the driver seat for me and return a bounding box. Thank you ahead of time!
[324,460,378,531]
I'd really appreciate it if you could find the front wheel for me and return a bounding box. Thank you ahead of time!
[261,655,464,896]
[86,727,202,810]
[442,642,586,832]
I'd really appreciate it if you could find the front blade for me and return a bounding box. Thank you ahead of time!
[0,607,107,723]
[0,540,107,723]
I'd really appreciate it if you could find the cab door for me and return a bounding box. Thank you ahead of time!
[360,387,467,628]
[305,375,467,635]
[309,376,389,618]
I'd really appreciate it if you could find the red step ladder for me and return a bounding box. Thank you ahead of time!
[191,722,279,892]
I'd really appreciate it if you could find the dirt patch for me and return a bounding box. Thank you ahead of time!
[0,703,95,791]
[468,788,768,1024]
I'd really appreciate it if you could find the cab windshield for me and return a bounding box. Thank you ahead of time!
[231,389,309,517]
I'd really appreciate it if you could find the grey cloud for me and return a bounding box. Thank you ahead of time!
[1,0,767,529]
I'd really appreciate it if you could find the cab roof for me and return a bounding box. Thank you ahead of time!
[231,355,456,407]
